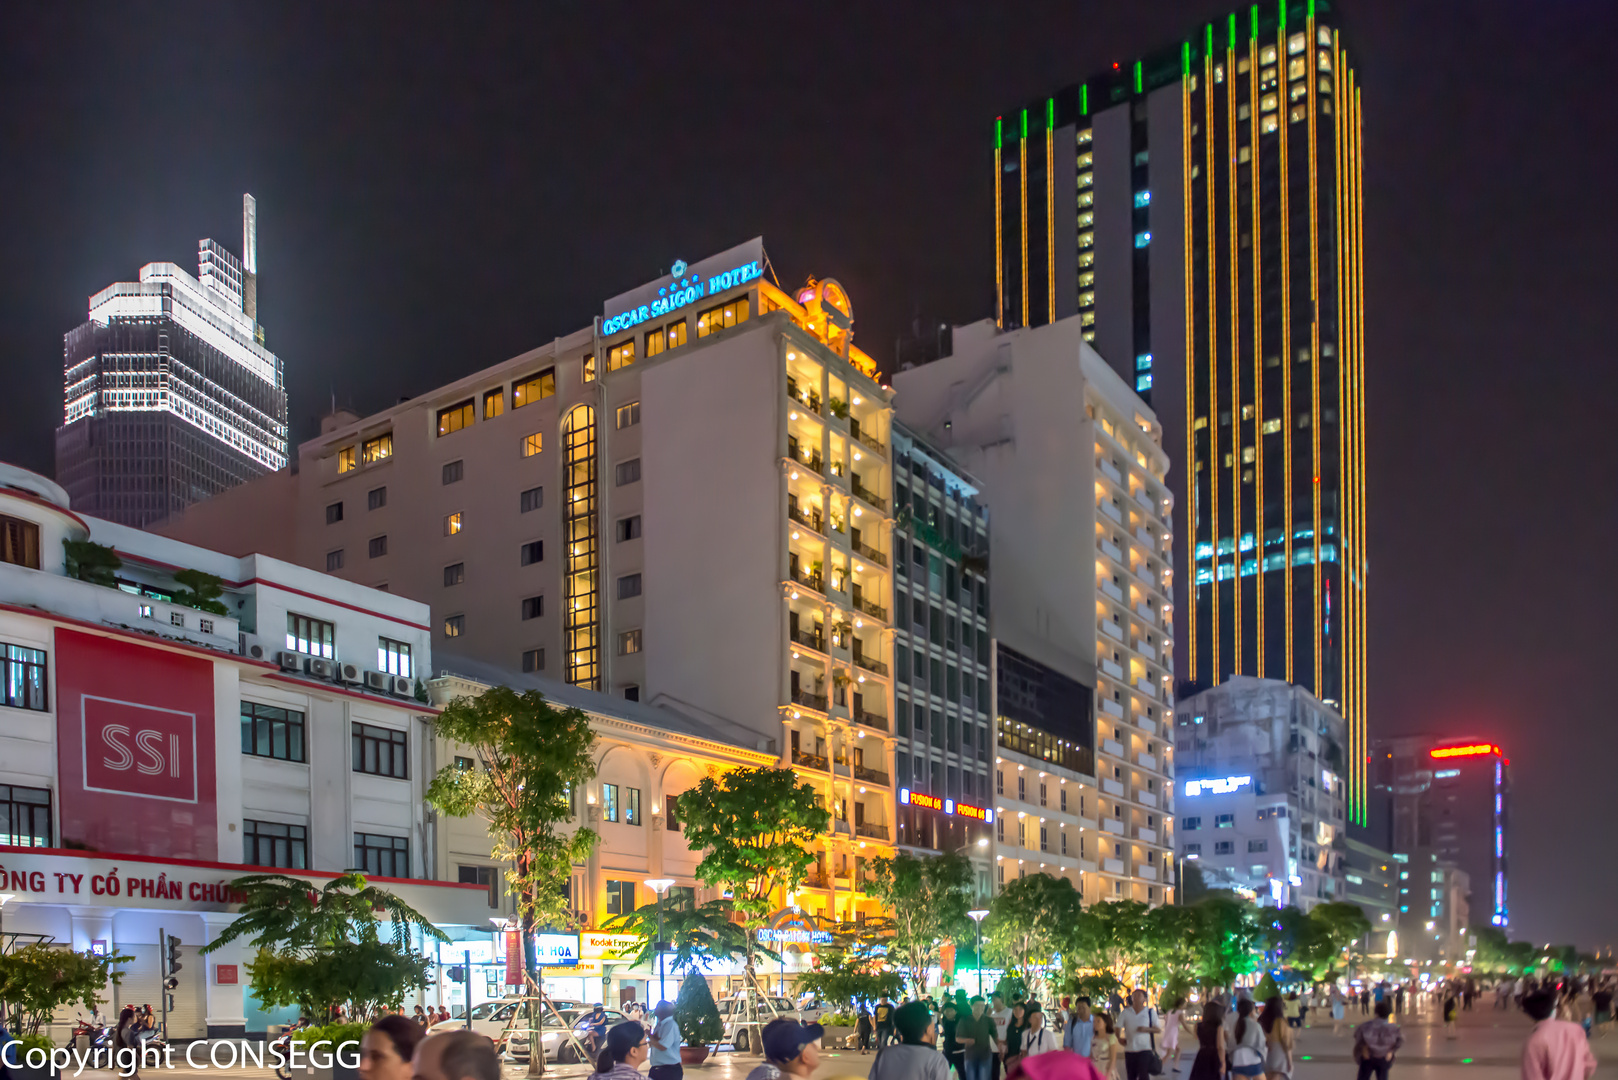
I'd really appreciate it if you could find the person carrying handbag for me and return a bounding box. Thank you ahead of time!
[1117,990,1164,1080]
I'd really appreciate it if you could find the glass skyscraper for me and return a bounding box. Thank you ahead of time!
[55,195,287,527]
[992,1,1369,821]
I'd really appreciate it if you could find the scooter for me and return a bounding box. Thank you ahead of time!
[272,1018,312,1080]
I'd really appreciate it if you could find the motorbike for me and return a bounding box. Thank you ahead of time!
[71,1012,115,1053]
[272,1018,312,1080]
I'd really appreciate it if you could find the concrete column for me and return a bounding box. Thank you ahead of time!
[200,911,247,1037]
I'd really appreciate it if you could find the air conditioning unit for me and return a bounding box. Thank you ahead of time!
[305,657,334,679]
[338,663,362,684]
[274,650,301,671]
[363,670,389,692]
[240,633,267,660]
[391,675,415,697]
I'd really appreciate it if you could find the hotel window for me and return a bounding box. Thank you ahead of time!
[1290,82,1308,102]
[362,433,393,464]
[521,540,543,566]
[0,784,50,847]
[582,354,597,382]
[444,562,465,586]
[326,549,344,571]
[602,783,620,822]
[616,401,640,429]
[521,596,543,620]
[1134,231,1151,248]
[1078,291,1096,307]
[368,486,386,510]
[459,865,501,908]
[241,702,307,762]
[442,460,463,485]
[337,446,357,473]
[1238,146,1252,163]
[1136,374,1153,392]
[1214,841,1235,855]
[607,339,636,372]
[368,535,388,558]
[245,819,308,869]
[1077,190,1094,208]
[1078,230,1095,250]
[1079,250,1095,269]
[445,511,464,535]
[1132,190,1151,208]
[1076,151,1092,168]
[1290,104,1307,123]
[520,486,543,512]
[522,648,544,672]
[1076,170,1093,189]
[483,387,505,419]
[378,637,413,677]
[697,297,751,337]
[437,399,474,436]
[354,832,410,878]
[286,613,335,658]
[624,787,643,825]
[1215,813,1235,828]
[1261,115,1280,135]
[617,574,642,600]
[1077,210,1094,228]
[352,722,409,779]
[1079,271,1095,288]
[513,367,556,407]
[1242,446,1256,463]
[616,515,641,542]
[326,501,344,524]
[1261,92,1279,113]
[444,614,464,637]
[1288,31,1306,54]
[605,879,636,915]
[619,629,642,655]
[1288,56,1307,80]
[615,459,641,486]
[646,319,687,357]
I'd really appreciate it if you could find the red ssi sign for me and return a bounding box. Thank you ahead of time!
[82,696,198,802]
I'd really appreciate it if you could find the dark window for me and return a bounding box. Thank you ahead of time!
[521,540,544,565]
[354,832,411,877]
[617,574,642,600]
[605,879,636,916]
[368,535,388,558]
[0,784,51,847]
[241,702,307,762]
[352,722,409,779]
[664,793,681,832]
[623,685,640,702]
[615,459,641,486]
[520,487,543,513]
[437,399,474,436]
[522,648,544,672]
[444,562,465,586]
[326,502,343,524]
[616,516,641,542]
[368,487,387,510]
[459,864,501,908]
[521,596,543,620]
[442,460,464,485]
[244,819,308,869]
[0,516,41,569]
[2,643,49,711]
[326,549,344,572]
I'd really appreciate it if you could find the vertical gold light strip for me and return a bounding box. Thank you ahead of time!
[1205,48,1221,684]
[1227,38,1242,677]
[995,141,1004,329]
[1183,66,1199,681]
[1250,34,1265,678]
[1278,23,1294,685]
[1021,133,1030,328]
[1308,15,1323,697]
[1048,120,1057,324]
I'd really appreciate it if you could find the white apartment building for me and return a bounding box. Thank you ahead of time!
[1173,676,1348,908]
[156,240,898,922]
[894,316,1176,905]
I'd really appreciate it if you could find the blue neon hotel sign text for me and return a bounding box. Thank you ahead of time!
[601,259,763,336]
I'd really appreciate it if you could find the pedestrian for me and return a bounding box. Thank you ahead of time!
[1443,990,1458,1040]
[958,996,998,1080]
[1330,986,1348,1036]
[1259,998,1292,1080]
[412,1006,426,1025]
[648,1001,683,1080]
[991,994,1013,1080]
[413,1030,501,1080]
[1351,1001,1402,1080]
[875,995,896,1050]
[1116,990,1163,1080]
[1019,1009,1058,1060]
[869,1001,949,1080]
[1229,999,1265,1080]
[744,1018,822,1080]
[1521,989,1596,1080]
[1360,988,1371,1016]
[1064,998,1094,1059]
[587,1021,648,1080]
[1393,986,1404,1017]
[360,1015,425,1080]
[942,1001,965,1078]
[1159,997,1186,1074]
[1282,993,1302,1030]
[1004,1003,1028,1075]
[1186,1002,1226,1080]
[1090,1012,1120,1080]
[114,1006,143,1079]
[857,1004,875,1054]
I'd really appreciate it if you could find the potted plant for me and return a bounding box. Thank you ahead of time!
[673,975,723,1063]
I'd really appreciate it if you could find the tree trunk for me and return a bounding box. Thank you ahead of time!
[521,876,546,1078]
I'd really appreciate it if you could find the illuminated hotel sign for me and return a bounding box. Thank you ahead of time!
[1183,775,1252,797]
[899,788,993,822]
[757,928,834,945]
[1430,743,1500,759]
[601,237,765,335]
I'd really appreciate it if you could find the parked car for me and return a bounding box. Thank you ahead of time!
[428,998,584,1051]
[506,1007,627,1063]
[716,993,798,1051]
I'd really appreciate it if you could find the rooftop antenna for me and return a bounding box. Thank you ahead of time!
[242,194,258,320]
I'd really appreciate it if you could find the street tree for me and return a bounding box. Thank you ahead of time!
[676,765,830,974]
[0,942,128,1036]
[793,923,903,1014]
[603,893,757,975]
[1192,894,1264,988]
[1066,899,1153,995]
[865,850,975,998]
[985,872,1082,1000]
[427,684,598,1075]
[1300,901,1371,980]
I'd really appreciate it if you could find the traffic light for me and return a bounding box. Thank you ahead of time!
[446,965,466,984]
[165,934,183,977]
[166,995,176,1013]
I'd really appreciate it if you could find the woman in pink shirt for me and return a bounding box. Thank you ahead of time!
[1521,990,1597,1080]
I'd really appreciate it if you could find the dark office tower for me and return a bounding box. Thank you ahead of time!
[993,2,1369,822]
[55,194,287,527]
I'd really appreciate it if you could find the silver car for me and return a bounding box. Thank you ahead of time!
[505,1006,626,1064]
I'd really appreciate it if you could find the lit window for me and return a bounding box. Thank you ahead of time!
[445,512,464,535]
[582,354,597,383]
[1288,31,1306,54]
[483,388,505,419]
[1077,210,1095,228]
[1078,290,1096,307]
[522,433,543,457]
[1238,146,1252,163]
[287,613,335,658]
[1288,57,1307,80]
[378,638,413,677]
[1261,92,1279,113]
[1261,44,1278,64]
[1079,271,1095,288]
[1241,447,1255,463]
[1241,404,1254,419]
[1077,128,1092,144]
[696,298,750,337]
[1135,374,1153,392]
[1134,231,1151,248]
[1290,104,1307,123]
[1077,190,1094,208]
[1133,190,1151,208]
[1318,50,1332,72]
[1262,418,1282,434]
[1076,152,1092,168]
[618,629,642,655]
[436,400,474,437]
[616,402,640,429]
[1078,230,1095,250]
[444,614,464,637]
[362,433,392,464]
[1318,26,1332,46]
[1262,115,1280,135]
[1135,354,1153,372]
[1193,417,1208,431]
[607,339,636,372]
[337,446,356,473]
[513,368,556,407]
[1076,171,1093,189]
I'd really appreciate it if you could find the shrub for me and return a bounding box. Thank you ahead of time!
[673,975,722,1046]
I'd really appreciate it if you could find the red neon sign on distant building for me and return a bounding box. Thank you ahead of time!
[1430,743,1501,759]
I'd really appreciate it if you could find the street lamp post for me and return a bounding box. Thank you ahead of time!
[644,878,676,1006]
[967,909,989,998]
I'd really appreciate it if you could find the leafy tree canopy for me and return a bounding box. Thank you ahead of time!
[985,872,1082,999]
[603,894,764,974]
[0,943,129,1035]
[865,850,975,998]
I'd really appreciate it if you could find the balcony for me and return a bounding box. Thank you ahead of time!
[855,428,887,456]
[855,821,890,841]
[790,626,826,652]
[1134,640,1157,660]
[1103,858,1125,875]
[790,567,824,595]
[1137,826,1158,844]
[1136,563,1157,587]
[853,707,889,732]
[1135,490,1156,512]
[853,765,891,788]
[851,479,886,512]
[1102,818,1124,836]
[1099,460,1123,484]
[1100,500,1123,523]
[1102,580,1123,602]
[852,540,888,568]
[1100,539,1124,563]
[853,653,889,677]
[790,688,828,712]
[1076,814,1100,832]
[1102,778,1125,797]
[1136,790,1158,808]
[792,749,829,771]
[1138,864,1159,881]
[788,504,825,535]
[1135,677,1157,698]
[1135,601,1156,622]
[1100,658,1124,680]
[787,378,822,415]
[1135,715,1157,736]
[1100,698,1123,719]
[1136,752,1158,771]
[854,596,888,621]
[1079,858,1099,875]
[787,437,825,476]
[1101,738,1124,757]
[1101,620,1124,641]
[1135,526,1155,549]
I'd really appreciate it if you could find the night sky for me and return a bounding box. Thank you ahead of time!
[3,3,1615,949]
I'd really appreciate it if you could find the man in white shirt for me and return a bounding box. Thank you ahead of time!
[989,994,1012,1080]
[1116,989,1163,1080]
[1019,1009,1058,1059]
[647,1000,684,1080]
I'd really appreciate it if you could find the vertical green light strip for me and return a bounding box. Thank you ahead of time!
[1081,84,1089,114]
[1228,11,1238,48]
[1133,60,1143,93]
[995,116,1003,149]
[1251,4,1260,40]
[1020,108,1028,139]
[1046,97,1055,130]
[1206,23,1215,57]
[1279,0,1287,30]
[1307,0,1315,16]
[1182,41,1191,76]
